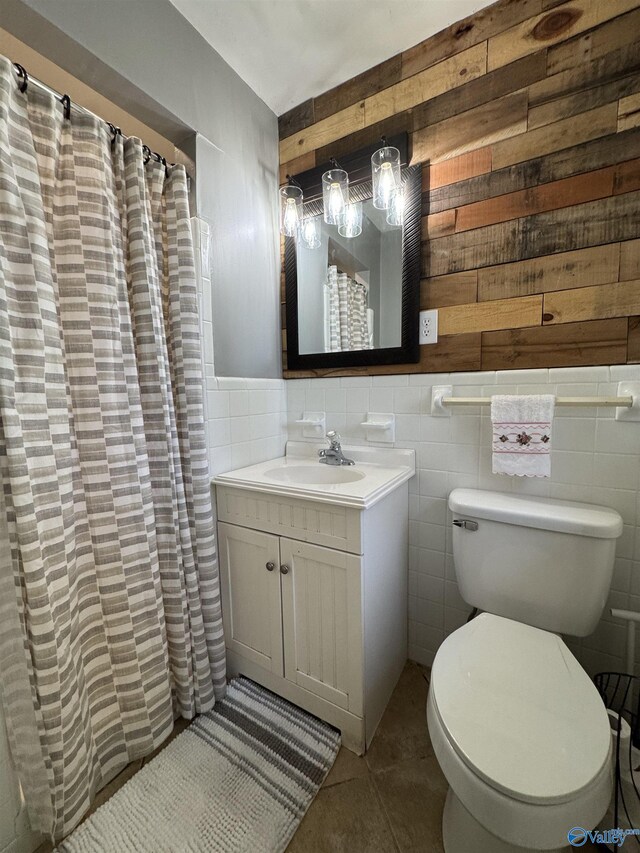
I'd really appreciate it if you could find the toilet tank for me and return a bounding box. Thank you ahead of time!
[448,489,623,637]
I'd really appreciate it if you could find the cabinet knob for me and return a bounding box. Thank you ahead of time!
[280,564,290,575]
[266,561,275,572]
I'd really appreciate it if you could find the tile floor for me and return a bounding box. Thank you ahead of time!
[35,661,601,852]
[286,661,447,853]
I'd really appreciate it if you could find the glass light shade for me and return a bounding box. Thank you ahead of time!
[372,146,401,210]
[338,202,362,238]
[322,168,349,224]
[386,185,405,227]
[300,216,321,249]
[279,184,303,237]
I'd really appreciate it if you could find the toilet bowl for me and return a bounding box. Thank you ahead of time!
[427,613,612,852]
[428,489,623,853]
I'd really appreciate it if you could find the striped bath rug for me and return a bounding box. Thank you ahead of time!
[57,677,341,853]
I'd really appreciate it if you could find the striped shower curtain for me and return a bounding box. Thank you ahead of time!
[325,264,371,351]
[0,57,225,840]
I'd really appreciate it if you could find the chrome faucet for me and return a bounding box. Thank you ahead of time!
[318,430,355,466]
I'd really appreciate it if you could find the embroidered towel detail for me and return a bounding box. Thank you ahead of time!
[491,395,555,478]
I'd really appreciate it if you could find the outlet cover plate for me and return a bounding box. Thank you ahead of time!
[419,309,438,344]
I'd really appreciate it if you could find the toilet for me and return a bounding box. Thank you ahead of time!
[428,488,624,853]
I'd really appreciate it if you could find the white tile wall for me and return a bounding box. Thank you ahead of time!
[286,366,640,678]
[205,375,287,477]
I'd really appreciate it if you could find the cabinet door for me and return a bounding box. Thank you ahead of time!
[280,537,363,714]
[218,522,283,676]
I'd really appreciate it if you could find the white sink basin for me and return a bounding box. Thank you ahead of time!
[213,442,415,508]
[264,464,366,485]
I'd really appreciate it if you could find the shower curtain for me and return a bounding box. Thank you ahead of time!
[325,264,371,351]
[0,56,225,840]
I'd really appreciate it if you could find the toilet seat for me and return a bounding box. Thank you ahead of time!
[430,613,611,805]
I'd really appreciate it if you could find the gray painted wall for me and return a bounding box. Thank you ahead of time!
[1,0,281,378]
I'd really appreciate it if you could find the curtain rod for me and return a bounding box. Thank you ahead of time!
[11,61,182,176]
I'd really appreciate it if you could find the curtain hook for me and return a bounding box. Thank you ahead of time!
[142,144,152,165]
[108,122,122,143]
[60,94,71,121]
[14,63,28,94]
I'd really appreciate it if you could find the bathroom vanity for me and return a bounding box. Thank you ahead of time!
[212,442,414,753]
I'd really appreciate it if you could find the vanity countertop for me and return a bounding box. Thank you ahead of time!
[212,442,415,509]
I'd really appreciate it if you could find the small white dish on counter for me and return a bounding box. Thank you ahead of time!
[212,441,415,508]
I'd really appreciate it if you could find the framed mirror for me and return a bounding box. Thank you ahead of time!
[284,133,421,371]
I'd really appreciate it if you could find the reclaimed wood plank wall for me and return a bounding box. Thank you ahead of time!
[278,0,640,378]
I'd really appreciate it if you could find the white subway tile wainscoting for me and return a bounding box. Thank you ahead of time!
[286,367,640,678]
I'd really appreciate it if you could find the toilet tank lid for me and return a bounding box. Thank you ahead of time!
[448,489,623,539]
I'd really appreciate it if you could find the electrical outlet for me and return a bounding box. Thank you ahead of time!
[419,309,438,344]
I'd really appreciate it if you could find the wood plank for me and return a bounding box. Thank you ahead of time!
[412,333,481,373]
[628,316,640,362]
[427,128,640,214]
[425,219,521,278]
[421,271,478,309]
[620,240,640,281]
[424,148,492,190]
[412,52,547,130]
[491,103,618,170]
[528,72,640,130]
[279,151,316,185]
[315,111,413,167]
[614,159,640,195]
[547,8,640,76]
[438,295,542,335]
[313,55,402,122]
[423,209,457,239]
[543,279,640,324]
[453,166,615,232]
[529,41,640,108]
[618,92,640,131]
[481,319,628,369]
[413,91,528,165]
[279,101,365,163]
[477,244,621,301]
[401,0,542,80]
[427,191,640,277]
[487,0,639,72]
[364,43,487,127]
[278,99,314,141]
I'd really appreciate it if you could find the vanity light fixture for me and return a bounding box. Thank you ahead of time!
[322,158,349,225]
[300,216,321,249]
[386,185,405,227]
[279,176,303,237]
[372,137,401,210]
[338,201,363,238]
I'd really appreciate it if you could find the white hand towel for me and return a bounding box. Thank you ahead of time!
[491,395,555,477]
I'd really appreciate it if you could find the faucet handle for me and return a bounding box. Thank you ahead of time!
[326,429,340,442]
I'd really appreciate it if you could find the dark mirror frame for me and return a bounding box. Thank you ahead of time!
[284,132,421,371]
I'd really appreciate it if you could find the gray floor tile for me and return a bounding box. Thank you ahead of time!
[286,776,399,853]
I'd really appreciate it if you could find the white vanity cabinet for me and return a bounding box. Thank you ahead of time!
[213,444,414,754]
[218,524,362,714]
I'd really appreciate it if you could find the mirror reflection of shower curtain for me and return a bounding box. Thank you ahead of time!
[324,264,373,351]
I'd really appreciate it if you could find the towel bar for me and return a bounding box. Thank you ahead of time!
[430,382,640,421]
[441,396,632,408]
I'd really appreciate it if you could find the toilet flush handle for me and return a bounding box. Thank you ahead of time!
[453,519,478,531]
